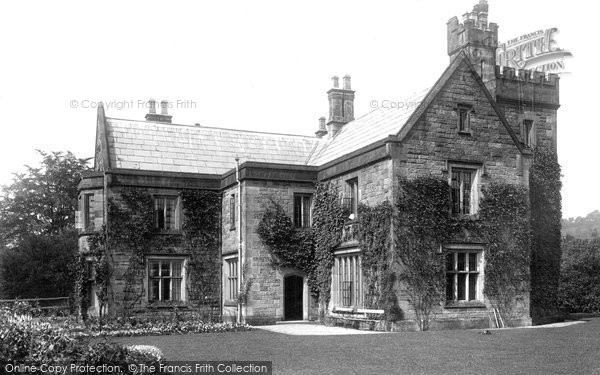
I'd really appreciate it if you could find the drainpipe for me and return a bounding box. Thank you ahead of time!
[236,158,243,324]
[102,171,110,318]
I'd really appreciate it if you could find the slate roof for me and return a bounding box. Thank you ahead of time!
[103,89,428,175]
[105,118,320,174]
[307,89,429,165]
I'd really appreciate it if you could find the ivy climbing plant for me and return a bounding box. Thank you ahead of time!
[395,176,453,331]
[256,199,315,276]
[529,146,562,321]
[75,188,221,318]
[311,182,346,316]
[479,182,530,325]
[357,201,402,321]
[181,190,221,306]
[256,181,346,319]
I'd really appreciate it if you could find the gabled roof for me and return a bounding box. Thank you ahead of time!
[396,51,524,153]
[104,118,319,174]
[309,52,525,166]
[307,89,430,165]
[96,52,524,176]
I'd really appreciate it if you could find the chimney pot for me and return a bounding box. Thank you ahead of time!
[145,99,173,123]
[326,74,355,138]
[315,116,328,138]
[331,76,339,88]
[343,75,351,90]
[148,99,156,114]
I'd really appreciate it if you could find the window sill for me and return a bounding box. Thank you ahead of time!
[444,301,486,309]
[224,300,238,307]
[147,301,188,309]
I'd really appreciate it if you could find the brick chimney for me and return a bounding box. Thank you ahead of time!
[145,99,173,123]
[447,0,498,92]
[327,75,355,138]
[315,116,327,138]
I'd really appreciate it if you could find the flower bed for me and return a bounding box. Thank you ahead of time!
[0,302,251,370]
[0,304,160,370]
[70,312,252,337]
[75,320,252,338]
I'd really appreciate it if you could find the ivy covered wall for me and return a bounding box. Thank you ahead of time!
[76,187,221,318]
[240,179,316,324]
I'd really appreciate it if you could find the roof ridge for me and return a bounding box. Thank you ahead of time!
[105,117,319,139]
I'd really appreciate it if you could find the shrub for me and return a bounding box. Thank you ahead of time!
[0,305,161,370]
[559,236,600,313]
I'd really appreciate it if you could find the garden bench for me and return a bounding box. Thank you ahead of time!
[331,307,386,331]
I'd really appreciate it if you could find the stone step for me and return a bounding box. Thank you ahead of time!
[275,320,317,325]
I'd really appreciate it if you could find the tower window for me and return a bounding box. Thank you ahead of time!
[522,120,536,147]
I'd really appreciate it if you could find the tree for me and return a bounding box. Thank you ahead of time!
[0,230,78,298]
[559,236,600,313]
[0,150,90,247]
[0,150,90,298]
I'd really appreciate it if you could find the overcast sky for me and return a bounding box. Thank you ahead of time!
[0,0,596,218]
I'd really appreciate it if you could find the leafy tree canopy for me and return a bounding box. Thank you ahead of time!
[0,150,90,246]
[0,230,78,298]
[562,210,600,239]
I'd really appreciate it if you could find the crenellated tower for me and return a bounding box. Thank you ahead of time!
[448,0,560,151]
[447,0,498,93]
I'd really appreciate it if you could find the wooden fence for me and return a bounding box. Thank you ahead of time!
[0,297,71,314]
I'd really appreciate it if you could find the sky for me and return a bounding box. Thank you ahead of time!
[0,0,597,219]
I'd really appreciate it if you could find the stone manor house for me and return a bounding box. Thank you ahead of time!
[77,1,560,329]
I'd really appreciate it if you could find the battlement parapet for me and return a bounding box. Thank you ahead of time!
[493,65,559,108]
[447,1,498,56]
[494,65,559,86]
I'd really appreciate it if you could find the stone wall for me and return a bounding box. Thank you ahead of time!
[85,186,221,318]
[395,62,522,187]
[390,61,531,327]
[242,179,315,324]
[322,158,394,206]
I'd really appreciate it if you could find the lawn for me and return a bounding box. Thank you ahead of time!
[116,318,600,375]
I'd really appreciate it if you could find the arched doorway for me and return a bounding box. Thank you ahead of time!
[284,275,303,320]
